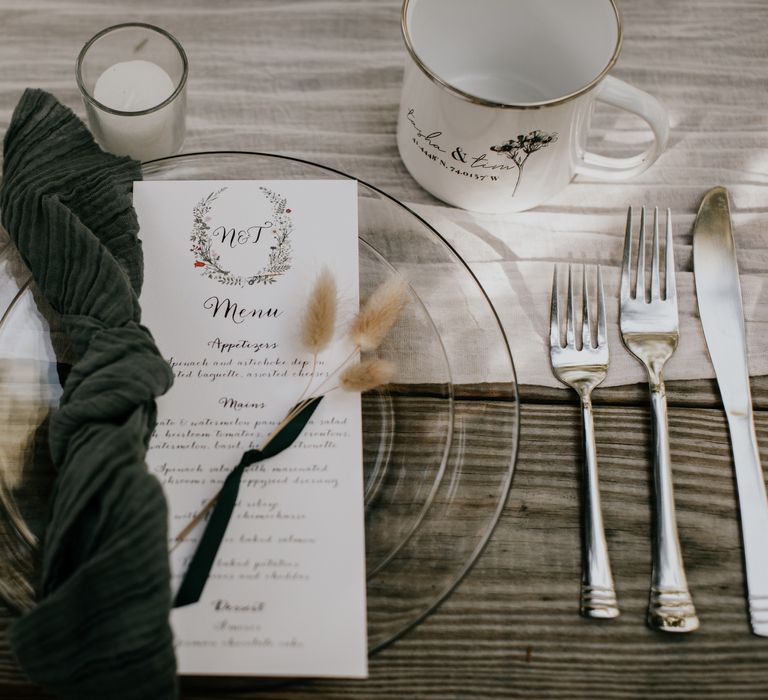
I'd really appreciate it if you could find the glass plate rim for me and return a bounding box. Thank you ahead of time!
[142,149,522,654]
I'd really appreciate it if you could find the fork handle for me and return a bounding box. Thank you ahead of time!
[580,397,620,619]
[647,385,700,632]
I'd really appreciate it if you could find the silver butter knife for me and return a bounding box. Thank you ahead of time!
[693,185,768,636]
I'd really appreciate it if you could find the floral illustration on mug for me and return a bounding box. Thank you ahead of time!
[490,130,558,196]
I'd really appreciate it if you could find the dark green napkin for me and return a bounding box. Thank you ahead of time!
[0,89,177,700]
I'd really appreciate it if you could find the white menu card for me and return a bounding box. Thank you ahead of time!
[134,180,368,678]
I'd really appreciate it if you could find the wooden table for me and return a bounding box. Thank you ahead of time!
[2,0,768,698]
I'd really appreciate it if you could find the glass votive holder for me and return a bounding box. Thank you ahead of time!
[76,23,188,162]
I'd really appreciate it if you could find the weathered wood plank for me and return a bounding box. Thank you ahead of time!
[521,376,768,409]
[6,400,768,698]
[171,401,768,700]
[181,402,768,700]
[390,376,768,409]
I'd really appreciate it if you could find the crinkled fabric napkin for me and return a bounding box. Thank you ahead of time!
[0,89,177,700]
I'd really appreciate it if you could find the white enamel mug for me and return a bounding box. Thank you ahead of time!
[396,0,669,213]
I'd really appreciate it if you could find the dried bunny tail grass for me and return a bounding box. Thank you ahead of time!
[340,359,395,393]
[301,267,337,353]
[349,275,409,352]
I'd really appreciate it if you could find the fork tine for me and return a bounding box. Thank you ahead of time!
[550,265,561,348]
[635,206,646,301]
[582,265,592,349]
[597,265,607,347]
[665,208,677,301]
[651,207,661,300]
[566,265,575,348]
[620,207,632,301]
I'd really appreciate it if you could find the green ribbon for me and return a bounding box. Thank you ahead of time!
[174,396,324,608]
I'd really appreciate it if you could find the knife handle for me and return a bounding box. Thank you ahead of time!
[726,412,768,637]
[647,386,700,632]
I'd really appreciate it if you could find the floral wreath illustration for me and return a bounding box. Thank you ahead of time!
[189,186,293,286]
[490,130,558,197]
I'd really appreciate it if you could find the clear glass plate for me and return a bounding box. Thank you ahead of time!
[0,150,519,660]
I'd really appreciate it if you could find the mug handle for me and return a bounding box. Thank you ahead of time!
[575,75,670,180]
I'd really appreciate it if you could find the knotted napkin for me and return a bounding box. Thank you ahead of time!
[0,89,177,700]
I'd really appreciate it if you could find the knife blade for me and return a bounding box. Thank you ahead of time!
[693,185,768,636]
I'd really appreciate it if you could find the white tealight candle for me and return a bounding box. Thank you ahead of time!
[94,59,175,112]
[90,59,178,161]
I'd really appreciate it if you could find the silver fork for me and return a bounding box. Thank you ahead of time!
[619,207,699,633]
[550,264,619,619]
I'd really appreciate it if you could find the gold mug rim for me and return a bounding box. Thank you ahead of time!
[400,0,624,110]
